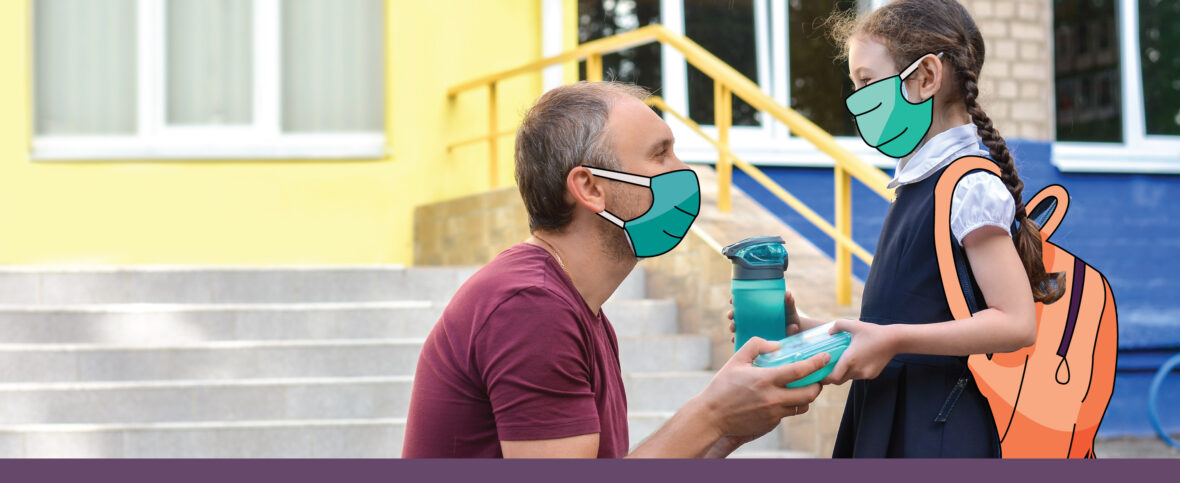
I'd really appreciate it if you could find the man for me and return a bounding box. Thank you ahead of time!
[402,81,827,458]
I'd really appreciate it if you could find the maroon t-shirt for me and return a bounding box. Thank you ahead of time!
[402,243,629,458]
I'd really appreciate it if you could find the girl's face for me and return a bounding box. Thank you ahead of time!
[847,35,916,93]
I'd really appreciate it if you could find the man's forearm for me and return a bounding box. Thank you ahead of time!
[626,397,722,458]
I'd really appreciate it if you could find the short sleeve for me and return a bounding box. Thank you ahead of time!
[473,287,600,442]
[950,172,1016,244]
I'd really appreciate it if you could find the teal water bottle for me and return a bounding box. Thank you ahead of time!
[723,236,789,351]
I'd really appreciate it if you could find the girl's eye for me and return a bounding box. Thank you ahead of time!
[859,78,872,86]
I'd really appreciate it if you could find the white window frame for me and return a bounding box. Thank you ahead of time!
[31,0,387,161]
[1052,0,1180,173]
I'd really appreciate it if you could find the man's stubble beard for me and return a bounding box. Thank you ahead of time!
[596,185,644,264]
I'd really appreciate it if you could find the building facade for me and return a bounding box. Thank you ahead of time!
[5,0,1178,443]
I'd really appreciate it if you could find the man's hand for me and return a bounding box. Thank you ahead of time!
[726,291,819,344]
[690,337,828,440]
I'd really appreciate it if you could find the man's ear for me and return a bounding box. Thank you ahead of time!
[566,166,607,213]
[912,53,943,102]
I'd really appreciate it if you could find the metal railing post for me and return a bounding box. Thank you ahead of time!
[587,54,603,82]
[488,82,498,188]
[835,165,852,305]
[714,82,732,212]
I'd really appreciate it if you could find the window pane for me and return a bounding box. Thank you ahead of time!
[1053,0,1122,142]
[283,0,385,132]
[685,0,760,127]
[577,0,663,94]
[167,0,253,125]
[1139,0,1180,136]
[34,0,137,135]
[788,0,857,137]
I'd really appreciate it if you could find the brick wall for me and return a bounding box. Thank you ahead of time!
[962,0,1055,141]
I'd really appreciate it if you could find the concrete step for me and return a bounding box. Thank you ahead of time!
[622,372,713,412]
[604,299,677,337]
[0,377,415,425]
[0,334,711,383]
[616,335,711,373]
[0,266,648,306]
[0,266,473,305]
[606,267,646,302]
[0,339,424,383]
[0,411,777,458]
[0,419,407,458]
[0,371,714,424]
[0,298,677,345]
[0,302,442,344]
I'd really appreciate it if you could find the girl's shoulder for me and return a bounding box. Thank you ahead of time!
[949,170,1015,244]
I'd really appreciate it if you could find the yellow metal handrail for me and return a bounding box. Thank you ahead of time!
[446,24,892,305]
[645,97,875,265]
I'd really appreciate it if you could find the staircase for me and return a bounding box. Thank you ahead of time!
[0,266,806,457]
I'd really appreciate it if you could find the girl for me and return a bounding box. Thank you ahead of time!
[730,0,1065,457]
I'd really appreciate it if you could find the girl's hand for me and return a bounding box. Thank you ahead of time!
[821,320,900,385]
[726,291,805,344]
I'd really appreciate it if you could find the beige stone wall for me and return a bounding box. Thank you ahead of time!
[413,187,530,266]
[961,0,1055,141]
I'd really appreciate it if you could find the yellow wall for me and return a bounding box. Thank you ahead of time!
[0,0,568,265]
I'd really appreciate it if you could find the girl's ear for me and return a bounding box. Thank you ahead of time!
[909,53,944,102]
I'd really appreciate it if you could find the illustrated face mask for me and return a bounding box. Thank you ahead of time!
[845,53,942,158]
[585,166,701,258]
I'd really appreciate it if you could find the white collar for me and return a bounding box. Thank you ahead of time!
[888,123,989,189]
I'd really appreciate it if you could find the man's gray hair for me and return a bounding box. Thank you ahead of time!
[514,81,651,233]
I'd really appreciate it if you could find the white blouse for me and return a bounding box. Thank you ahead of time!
[889,123,1016,244]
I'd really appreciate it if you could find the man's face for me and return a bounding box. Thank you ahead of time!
[596,96,690,261]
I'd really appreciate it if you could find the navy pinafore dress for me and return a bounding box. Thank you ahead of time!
[832,159,1003,458]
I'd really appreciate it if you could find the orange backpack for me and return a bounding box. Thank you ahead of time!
[934,157,1119,458]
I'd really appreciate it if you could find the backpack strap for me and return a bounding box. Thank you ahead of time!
[934,156,1003,321]
[1025,184,1070,240]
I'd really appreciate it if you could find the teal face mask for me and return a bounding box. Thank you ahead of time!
[845,53,941,158]
[586,166,701,258]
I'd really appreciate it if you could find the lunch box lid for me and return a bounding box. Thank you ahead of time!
[753,321,851,367]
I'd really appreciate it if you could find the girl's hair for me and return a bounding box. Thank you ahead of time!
[826,0,1065,304]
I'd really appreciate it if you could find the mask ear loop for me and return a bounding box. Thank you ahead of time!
[900,51,943,80]
[584,166,651,187]
[597,210,626,228]
[899,52,944,102]
[583,167,635,229]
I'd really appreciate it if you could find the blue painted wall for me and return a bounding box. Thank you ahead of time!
[727,138,1180,437]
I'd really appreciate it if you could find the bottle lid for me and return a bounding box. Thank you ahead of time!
[753,321,851,368]
[722,236,788,280]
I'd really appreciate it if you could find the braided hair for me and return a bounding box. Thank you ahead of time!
[826,0,1065,303]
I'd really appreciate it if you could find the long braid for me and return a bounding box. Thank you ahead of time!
[962,67,1065,303]
[962,69,1023,215]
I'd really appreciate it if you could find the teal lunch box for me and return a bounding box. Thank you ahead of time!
[753,321,851,388]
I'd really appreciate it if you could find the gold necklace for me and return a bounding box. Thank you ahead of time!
[532,235,570,278]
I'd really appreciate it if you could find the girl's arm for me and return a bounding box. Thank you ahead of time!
[821,226,1037,384]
